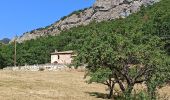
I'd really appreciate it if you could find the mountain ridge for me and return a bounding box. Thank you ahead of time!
[14,0,160,43]
[0,38,10,44]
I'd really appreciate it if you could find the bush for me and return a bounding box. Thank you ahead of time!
[39,67,45,71]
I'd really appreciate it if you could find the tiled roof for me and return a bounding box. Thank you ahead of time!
[51,50,73,55]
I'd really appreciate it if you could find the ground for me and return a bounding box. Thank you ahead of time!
[0,70,169,100]
[0,70,107,100]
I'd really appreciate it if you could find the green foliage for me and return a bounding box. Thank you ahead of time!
[0,0,169,70]
[60,7,90,20]
[0,42,3,46]
[75,29,169,98]
[0,53,5,69]
[146,56,170,99]
[114,91,150,100]
[88,68,112,84]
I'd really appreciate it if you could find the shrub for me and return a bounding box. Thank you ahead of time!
[39,67,45,71]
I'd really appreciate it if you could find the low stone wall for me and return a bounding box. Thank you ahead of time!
[3,63,68,71]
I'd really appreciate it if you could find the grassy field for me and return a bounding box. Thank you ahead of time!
[0,70,169,100]
[0,70,107,100]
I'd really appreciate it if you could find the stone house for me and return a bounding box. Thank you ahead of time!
[51,50,75,64]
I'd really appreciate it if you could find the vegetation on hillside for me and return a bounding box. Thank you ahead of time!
[75,29,170,99]
[0,0,169,67]
[0,0,169,99]
[0,0,170,66]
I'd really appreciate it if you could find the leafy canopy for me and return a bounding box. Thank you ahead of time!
[75,31,169,99]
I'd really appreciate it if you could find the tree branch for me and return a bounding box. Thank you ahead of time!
[134,68,153,83]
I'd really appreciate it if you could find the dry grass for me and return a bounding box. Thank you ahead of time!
[0,70,169,100]
[0,71,106,100]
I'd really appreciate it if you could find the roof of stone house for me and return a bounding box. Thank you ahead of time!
[51,50,74,55]
[71,54,77,57]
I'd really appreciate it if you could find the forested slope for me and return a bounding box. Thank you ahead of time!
[0,0,169,68]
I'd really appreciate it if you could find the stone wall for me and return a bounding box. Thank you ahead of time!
[3,63,68,71]
[3,64,86,71]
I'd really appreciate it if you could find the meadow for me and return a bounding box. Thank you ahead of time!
[0,70,106,100]
[0,70,169,100]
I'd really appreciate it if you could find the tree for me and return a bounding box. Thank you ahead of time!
[0,53,5,69]
[75,32,169,99]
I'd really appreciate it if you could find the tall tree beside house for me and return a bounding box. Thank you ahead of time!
[75,32,170,99]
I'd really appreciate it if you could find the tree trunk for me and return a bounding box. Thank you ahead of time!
[114,73,125,92]
[149,90,156,100]
[124,85,134,99]
[106,78,115,99]
[108,88,113,99]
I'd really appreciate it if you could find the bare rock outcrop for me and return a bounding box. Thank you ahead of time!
[14,0,160,43]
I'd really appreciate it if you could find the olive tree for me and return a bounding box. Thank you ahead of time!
[75,32,169,99]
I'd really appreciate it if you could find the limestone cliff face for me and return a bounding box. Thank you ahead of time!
[15,0,159,43]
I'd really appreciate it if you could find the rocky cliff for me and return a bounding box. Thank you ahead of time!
[15,0,160,43]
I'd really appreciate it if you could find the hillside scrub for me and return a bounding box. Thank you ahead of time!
[0,0,169,67]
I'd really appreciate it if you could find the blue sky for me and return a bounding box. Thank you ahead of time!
[0,0,95,39]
